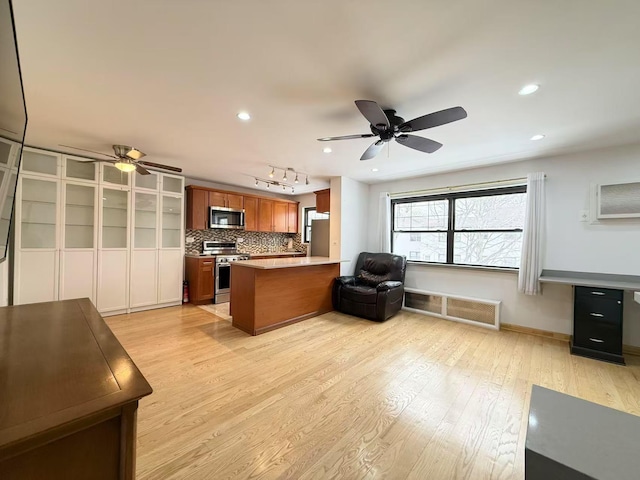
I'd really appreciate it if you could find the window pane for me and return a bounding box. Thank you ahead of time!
[393,232,447,262]
[394,200,448,231]
[455,193,526,230]
[453,232,523,268]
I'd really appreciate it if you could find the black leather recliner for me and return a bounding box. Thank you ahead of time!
[332,252,407,322]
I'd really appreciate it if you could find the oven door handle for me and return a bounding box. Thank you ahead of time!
[217,263,230,268]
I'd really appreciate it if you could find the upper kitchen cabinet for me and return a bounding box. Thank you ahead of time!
[315,188,330,214]
[287,203,298,233]
[244,196,259,231]
[209,191,244,210]
[273,202,288,233]
[63,156,98,183]
[186,186,208,230]
[258,198,274,232]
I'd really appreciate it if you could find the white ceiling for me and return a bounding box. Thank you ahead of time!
[12,0,640,195]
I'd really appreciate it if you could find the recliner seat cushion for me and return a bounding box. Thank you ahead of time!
[340,284,378,304]
[357,269,391,287]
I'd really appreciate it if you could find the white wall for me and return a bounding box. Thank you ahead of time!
[367,143,640,346]
[329,177,341,260]
[339,177,370,275]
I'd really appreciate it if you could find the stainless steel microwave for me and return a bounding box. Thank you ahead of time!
[209,206,245,229]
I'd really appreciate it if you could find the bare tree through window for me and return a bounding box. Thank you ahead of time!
[392,187,526,268]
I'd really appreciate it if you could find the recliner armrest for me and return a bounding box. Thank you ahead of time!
[376,281,403,291]
[335,276,357,286]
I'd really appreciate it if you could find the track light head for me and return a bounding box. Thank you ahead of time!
[305,176,309,185]
[269,167,274,178]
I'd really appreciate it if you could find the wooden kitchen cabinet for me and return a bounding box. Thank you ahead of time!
[258,199,274,232]
[315,188,330,214]
[209,191,244,209]
[244,196,259,231]
[186,187,208,230]
[185,185,298,234]
[185,256,215,304]
[287,203,298,233]
[273,202,288,233]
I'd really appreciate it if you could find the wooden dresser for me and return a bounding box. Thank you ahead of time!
[0,299,152,479]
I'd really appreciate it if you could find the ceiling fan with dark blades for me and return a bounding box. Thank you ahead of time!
[59,144,182,175]
[318,100,467,160]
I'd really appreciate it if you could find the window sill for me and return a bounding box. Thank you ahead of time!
[406,261,519,274]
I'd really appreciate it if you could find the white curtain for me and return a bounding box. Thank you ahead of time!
[518,172,545,295]
[378,192,391,253]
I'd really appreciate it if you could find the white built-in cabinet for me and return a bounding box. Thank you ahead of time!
[14,147,185,315]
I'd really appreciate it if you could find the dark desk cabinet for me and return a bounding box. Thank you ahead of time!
[571,286,624,364]
[0,299,152,479]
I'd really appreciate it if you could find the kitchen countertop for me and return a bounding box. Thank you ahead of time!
[185,254,216,259]
[249,251,306,257]
[233,256,344,269]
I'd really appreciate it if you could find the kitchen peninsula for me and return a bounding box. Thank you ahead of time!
[230,257,342,335]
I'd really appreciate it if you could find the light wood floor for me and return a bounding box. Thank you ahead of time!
[106,305,640,480]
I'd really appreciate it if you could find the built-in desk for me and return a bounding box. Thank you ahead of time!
[526,385,640,479]
[539,270,640,364]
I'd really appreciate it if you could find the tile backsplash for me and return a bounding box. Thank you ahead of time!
[186,229,307,255]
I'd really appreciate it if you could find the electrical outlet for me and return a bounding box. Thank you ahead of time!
[579,210,589,223]
[186,236,195,243]
[237,238,244,243]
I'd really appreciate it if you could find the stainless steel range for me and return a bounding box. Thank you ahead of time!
[202,241,250,304]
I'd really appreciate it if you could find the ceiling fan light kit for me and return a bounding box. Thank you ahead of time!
[317,100,467,161]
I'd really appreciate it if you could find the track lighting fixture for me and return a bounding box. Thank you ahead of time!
[254,176,297,194]
[267,165,310,187]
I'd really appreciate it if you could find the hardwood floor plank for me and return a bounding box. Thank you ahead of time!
[103,305,640,480]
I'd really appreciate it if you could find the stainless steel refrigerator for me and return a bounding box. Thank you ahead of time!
[310,219,330,257]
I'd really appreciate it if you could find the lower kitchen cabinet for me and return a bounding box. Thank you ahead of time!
[185,256,215,304]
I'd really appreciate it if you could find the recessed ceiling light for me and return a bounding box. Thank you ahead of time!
[323,147,332,154]
[530,134,545,141]
[237,111,251,121]
[371,168,379,172]
[519,84,539,95]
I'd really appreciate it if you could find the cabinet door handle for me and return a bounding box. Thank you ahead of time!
[589,313,604,318]
[590,291,605,296]
[589,337,604,343]
[202,261,212,265]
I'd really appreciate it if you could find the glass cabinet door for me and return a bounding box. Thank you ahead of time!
[101,188,128,248]
[134,192,157,248]
[64,157,97,182]
[64,183,95,248]
[20,177,58,248]
[102,164,130,186]
[134,171,159,191]
[162,175,183,194]
[21,150,59,177]
[161,195,182,248]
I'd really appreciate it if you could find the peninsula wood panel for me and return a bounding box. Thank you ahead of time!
[230,263,338,335]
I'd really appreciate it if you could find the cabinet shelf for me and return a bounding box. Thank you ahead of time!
[21,221,56,226]
[66,203,94,208]
[22,199,56,206]
[103,206,127,211]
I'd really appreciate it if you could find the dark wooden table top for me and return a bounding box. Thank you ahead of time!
[0,299,152,454]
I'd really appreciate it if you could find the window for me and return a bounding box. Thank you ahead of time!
[303,207,329,243]
[392,186,526,268]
